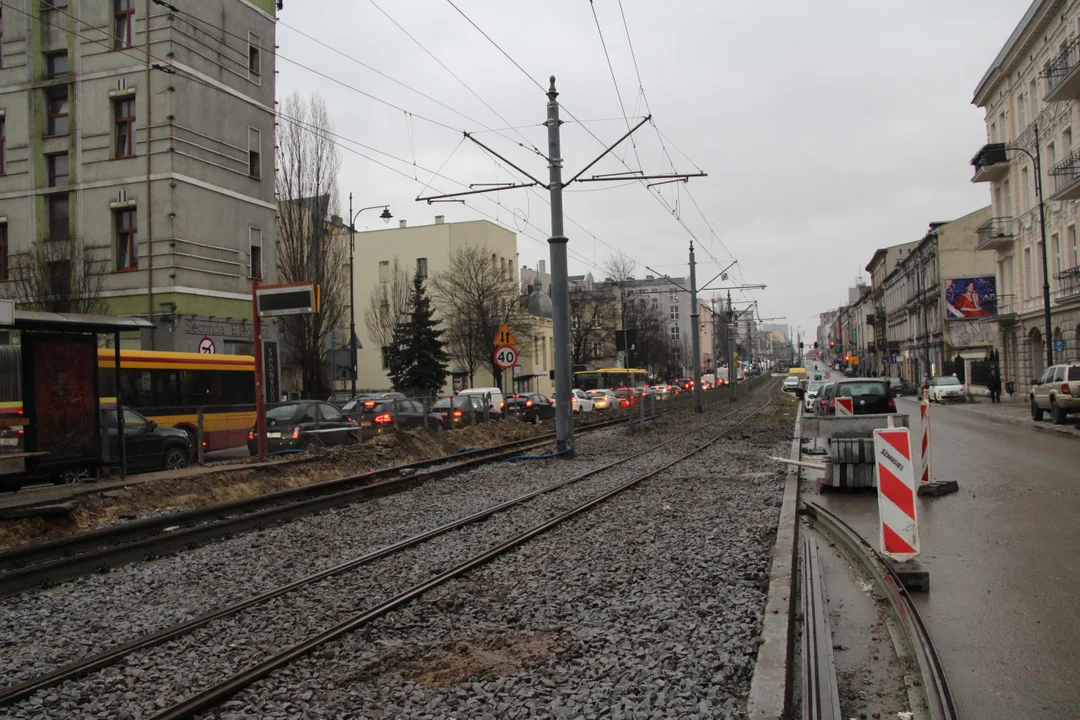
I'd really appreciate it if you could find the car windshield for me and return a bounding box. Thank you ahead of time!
[266,404,301,421]
[808,382,825,393]
[837,382,887,398]
[937,377,962,386]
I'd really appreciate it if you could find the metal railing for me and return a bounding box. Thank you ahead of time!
[1055,265,1080,301]
[976,217,1015,244]
[1049,148,1080,195]
[1042,36,1080,97]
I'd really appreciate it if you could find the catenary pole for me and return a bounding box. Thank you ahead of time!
[1035,125,1054,369]
[689,242,703,412]
[348,193,357,398]
[546,77,574,453]
[728,290,737,400]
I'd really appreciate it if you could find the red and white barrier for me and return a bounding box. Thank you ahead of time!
[873,428,920,561]
[919,397,932,484]
[835,396,854,416]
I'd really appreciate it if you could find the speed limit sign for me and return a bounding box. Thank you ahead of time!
[494,345,518,369]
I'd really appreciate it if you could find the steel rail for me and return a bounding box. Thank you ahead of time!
[0,380,774,707]
[802,502,958,720]
[149,381,779,720]
[801,537,842,720]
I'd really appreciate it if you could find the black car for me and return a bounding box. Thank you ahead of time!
[505,393,556,424]
[887,376,910,396]
[356,397,444,435]
[431,395,489,429]
[60,407,192,483]
[248,400,359,455]
[832,378,895,414]
[340,392,406,417]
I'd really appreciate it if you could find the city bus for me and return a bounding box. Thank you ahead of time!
[573,368,649,391]
[1,347,256,452]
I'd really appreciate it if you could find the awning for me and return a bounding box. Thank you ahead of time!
[9,311,154,333]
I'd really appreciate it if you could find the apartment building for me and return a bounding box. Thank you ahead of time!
[620,274,692,374]
[0,0,278,352]
[971,0,1080,387]
[347,216,519,392]
[865,241,918,376]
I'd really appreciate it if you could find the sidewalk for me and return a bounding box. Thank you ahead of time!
[906,395,1080,439]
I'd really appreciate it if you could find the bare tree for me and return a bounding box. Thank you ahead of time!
[600,253,672,375]
[363,256,411,368]
[275,92,346,396]
[430,246,533,387]
[4,238,106,314]
[568,285,618,366]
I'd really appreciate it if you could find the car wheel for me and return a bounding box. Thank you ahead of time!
[56,467,93,485]
[1031,398,1044,422]
[304,436,325,452]
[1051,398,1067,425]
[532,413,542,425]
[165,446,189,471]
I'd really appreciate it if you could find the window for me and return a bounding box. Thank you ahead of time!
[1003,178,1011,216]
[670,305,679,320]
[1029,79,1038,122]
[1052,233,1061,278]
[417,257,427,279]
[1070,225,1079,269]
[248,128,260,178]
[1017,93,1026,129]
[0,7,4,69]
[45,51,67,78]
[48,193,69,240]
[651,296,658,310]
[378,260,389,282]
[670,325,680,340]
[114,0,135,49]
[380,347,390,370]
[248,34,260,76]
[0,117,5,174]
[114,97,135,157]
[0,224,7,281]
[47,153,68,187]
[115,208,137,269]
[45,86,69,136]
[1021,168,1030,211]
[1037,240,1045,290]
[47,259,70,298]
[990,120,997,143]
[1065,127,1073,152]
[1048,142,1056,170]
[250,227,263,279]
[669,290,678,302]
[1024,247,1033,297]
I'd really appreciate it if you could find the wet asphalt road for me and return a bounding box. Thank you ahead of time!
[805,361,1080,719]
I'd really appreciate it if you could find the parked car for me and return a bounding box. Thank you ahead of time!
[832,378,896,414]
[340,392,406,419]
[1030,362,1080,424]
[506,393,557,424]
[925,376,965,403]
[431,395,490,429]
[782,375,801,392]
[887,377,910,397]
[585,388,617,410]
[571,389,595,413]
[804,381,826,412]
[456,388,506,418]
[650,383,674,400]
[354,397,443,434]
[57,406,193,484]
[815,382,837,415]
[247,400,359,455]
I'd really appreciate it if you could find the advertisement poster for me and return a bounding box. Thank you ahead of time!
[945,276,996,319]
[28,335,100,463]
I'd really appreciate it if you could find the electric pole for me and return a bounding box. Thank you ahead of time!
[689,242,703,412]
[546,79,574,451]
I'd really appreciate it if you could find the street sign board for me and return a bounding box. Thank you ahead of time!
[0,299,13,326]
[1054,339,1067,352]
[493,324,517,346]
[835,397,854,416]
[198,337,216,354]
[256,282,320,318]
[494,345,518,369]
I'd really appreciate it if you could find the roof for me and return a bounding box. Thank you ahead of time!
[972,0,1044,103]
[11,311,154,332]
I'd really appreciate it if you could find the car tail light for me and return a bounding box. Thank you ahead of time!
[888,397,896,411]
[248,428,255,441]
[525,399,533,407]
[292,426,301,439]
[345,416,354,424]
[620,399,629,408]
[374,413,393,423]
[1062,383,1072,395]
[500,401,506,409]
[363,401,376,408]
[452,409,463,418]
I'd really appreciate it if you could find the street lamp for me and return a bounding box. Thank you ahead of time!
[973,130,1053,370]
[344,193,392,397]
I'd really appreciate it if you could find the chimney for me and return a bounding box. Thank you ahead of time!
[435,215,445,225]
[539,259,546,274]
[399,219,407,229]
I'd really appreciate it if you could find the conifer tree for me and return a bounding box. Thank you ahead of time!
[390,271,450,395]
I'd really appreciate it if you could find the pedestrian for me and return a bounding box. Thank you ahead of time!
[987,369,1002,404]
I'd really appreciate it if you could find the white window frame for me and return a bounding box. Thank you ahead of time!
[248,31,261,85]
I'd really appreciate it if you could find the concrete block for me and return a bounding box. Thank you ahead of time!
[888,558,930,592]
[917,479,960,497]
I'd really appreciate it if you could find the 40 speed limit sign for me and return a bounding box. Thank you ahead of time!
[494,345,518,369]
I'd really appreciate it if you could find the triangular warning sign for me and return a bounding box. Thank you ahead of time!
[493,324,517,346]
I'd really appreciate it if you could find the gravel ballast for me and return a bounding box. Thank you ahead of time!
[1,381,792,719]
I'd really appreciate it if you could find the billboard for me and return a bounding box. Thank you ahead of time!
[944,276,996,319]
[947,321,997,349]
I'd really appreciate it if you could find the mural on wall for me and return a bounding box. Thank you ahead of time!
[945,276,997,319]
[947,321,997,348]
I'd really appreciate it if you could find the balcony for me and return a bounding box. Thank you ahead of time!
[993,295,1018,324]
[1043,37,1080,103]
[1055,266,1080,302]
[976,217,1015,251]
[1049,149,1080,201]
[970,143,1009,183]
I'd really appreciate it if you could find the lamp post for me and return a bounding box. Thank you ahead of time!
[345,193,392,397]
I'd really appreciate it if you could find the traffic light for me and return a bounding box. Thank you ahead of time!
[829,341,835,348]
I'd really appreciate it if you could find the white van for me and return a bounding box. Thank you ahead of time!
[456,387,506,417]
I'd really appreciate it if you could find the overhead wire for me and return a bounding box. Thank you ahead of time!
[588,0,642,171]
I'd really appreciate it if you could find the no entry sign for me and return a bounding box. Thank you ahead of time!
[873,428,920,561]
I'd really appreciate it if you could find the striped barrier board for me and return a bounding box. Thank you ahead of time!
[873,427,920,561]
[919,397,932,484]
[835,397,854,416]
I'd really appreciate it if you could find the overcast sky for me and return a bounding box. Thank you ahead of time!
[276,0,1031,342]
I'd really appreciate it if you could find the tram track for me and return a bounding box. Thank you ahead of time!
[0,379,775,712]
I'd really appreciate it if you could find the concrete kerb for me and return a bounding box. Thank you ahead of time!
[968,407,1080,438]
[746,398,802,718]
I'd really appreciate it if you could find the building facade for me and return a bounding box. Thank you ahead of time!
[0,0,279,351]
[972,0,1080,390]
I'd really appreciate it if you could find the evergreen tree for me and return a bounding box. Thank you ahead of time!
[390,271,450,395]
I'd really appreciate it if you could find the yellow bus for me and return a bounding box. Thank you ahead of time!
[573,368,649,390]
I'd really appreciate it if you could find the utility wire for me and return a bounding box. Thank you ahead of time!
[589,0,642,170]
[443,0,547,94]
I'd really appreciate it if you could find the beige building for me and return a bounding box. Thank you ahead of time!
[346,216,520,392]
[0,0,279,352]
[972,0,1080,388]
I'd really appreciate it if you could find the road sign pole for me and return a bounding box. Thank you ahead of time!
[252,281,266,459]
